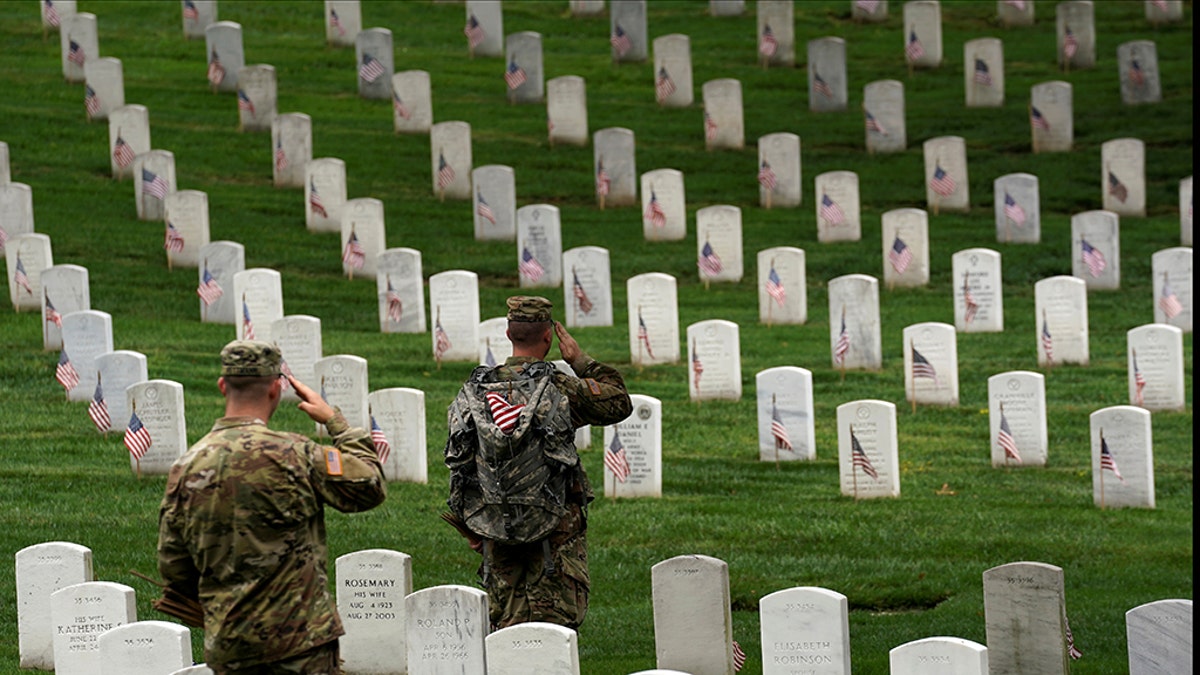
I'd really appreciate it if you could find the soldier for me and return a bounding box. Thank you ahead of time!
[444,296,632,630]
[157,340,387,674]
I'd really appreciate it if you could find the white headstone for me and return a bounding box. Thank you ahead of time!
[237,64,277,132]
[50,582,136,675]
[627,272,679,365]
[1126,598,1192,675]
[863,79,906,153]
[357,28,394,100]
[757,0,795,67]
[1102,137,1146,217]
[702,79,744,150]
[233,268,284,343]
[1034,276,1089,367]
[569,0,604,16]
[982,561,1071,675]
[16,541,93,670]
[163,190,210,269]
[315,354,369,431]
[95,350,149,437]
[342,197,386,281]
[325,0,361,47]
[8,232,52,312]
[198,240,244,324]
[464,0,503,57]
[336,549,413,673]
[1030,81,1072,153]
[1151,247,1191,331]
[881,208,928,288]
[133,150,176,222]
[563,245,613,328]
[758,246,806,325]
[652,555,734,675]
[837,399,899,498]
[392,70,433,134]
[40,264,90,351]
[404,585,489,674]
[641,168,686,242]
[952,248,1003,332]
[429,270,480,363]
[505,31,544,104]
[755,367,815,462]
[516,204,563,288]
[377,248,426,334]
[547,75,587,146]
[478,316,512,367]
[431,121,472,200]
[994,172,1039,243]
[653,34,693,108]
[903,322,959,407]
[0,140,8,185]
[97,621,191,675]
[1179,176,1192,246]
[758,132,801,208]
[997,0,1033,26]
[1057,1,1096,69]
[272,112,312,188]
[828,274,881,370]
[889,637,988,675]
[204,21,243,93]
[1145,0,1184,21]
[603,394,662,498]
[710,0,744,16]
[759,586,850,674]
[306,157,348,232]
[808,37,847,112]
[594,127,637,207]
[1118,40,1161,105]
[83,57,123,121]
[1071,210,1120,290]
[923,136,969,213]
[1091,406,1154,508]
[686,320,741,401]
[814,171,860,242]
[59,309,112,403]
[486,622,580,675]
[903,1,943,68]
[695,205,743,283]
[42,0,78,31]
[368,388,427,483]
[610,0,648,63]
[126,379,187,475]
[181,0,217,39]
[988,371,1048,468]
[270,315,322,403]
[109,104,150,179]
[0,183,34,253]
[1128,324,1185,412]
[60,12,98,83]
[964,37,1003,108]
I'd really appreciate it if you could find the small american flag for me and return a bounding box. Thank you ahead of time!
[113,134,135,168]
[637,312,655,358]
[279,359,294,391]
[329,8,345,36]
[436,152,456,190]
[164,222,185,253]
[691,342,704,390]
[610,24,632,56]
[242,298,256,340]
[771,402,792,450]
[759,24,778,58]
[393,92,412,120]
[834,310,850,365]
[606,430,631,482]
[43,0,60,27]
[486,391,524,434]
[963,274,979,324]
[1080,239,1106,278]
[207,48,225,86]
[386,277,403,323]
[704,111,718,142]
[1132,351,1146,407]
[1150,0,1170,10]
[464,14,486,49]
[813,70,833,99]
[698,241,723,277]
[997,407,1021,463]
[1030,105,1050,130]
[504,59,527,90]
[88,377,111,433]
[85,85,101,117]
[274,138,288,173]
[905,29,925,62]
[309,180,328,218]
[1128,60,1145,87]
[855,0,881,14]
[973,58,992,86]
[1100,435,1124,483]
[1041,315,1053,365]
[142,168,168,200]
[359,54,385,83]
[929,165,957,197]
[343,231,366,270]
[595,160,611,197]
[1158,276,1182,319]
[1063,26,1078,61]
[1005,0,1027,9]
[765,266,786,306]
[888,236,913,275]
[56,350,80,392]
[124,410,152,460]
[1004,192,1027,225]
[733,640,747,672]
[484,340,497,368]
[183,0,199,21]
[68,39,86,66]
[851,428,878,479]
[1107,171,1128,204]
[819,193,846,226]
[519,247,544,282]
[757,159,778,191]
[198,264,223,306]
[14,255,33,295]
[1065,615,1083,660]
[911,345,939,384]
[645,190,667,228]
[237,89,255,115]
[476,190,497,225]
[573,271,594,315]
[44,290,63,327]
[864,109,887,135]
[655,66,677,103]
[0,225,8,252]
[370,416,391,464]
[434,317,452,360]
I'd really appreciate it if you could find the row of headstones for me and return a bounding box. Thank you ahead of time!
[17,542,1193,674]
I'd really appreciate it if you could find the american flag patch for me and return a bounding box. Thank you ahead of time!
[326,448,344,476]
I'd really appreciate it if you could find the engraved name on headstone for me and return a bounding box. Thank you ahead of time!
[314,354,369,431]
[336,549,413,673]
[404,585,489,674]
[50,582,136,675]
[486,622,580,675]
[97,621,191,675]
[125,379,187,475]
[759,586,851,673]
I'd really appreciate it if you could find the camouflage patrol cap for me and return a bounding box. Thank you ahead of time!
[506,296,553,322]
[220,340,282,377]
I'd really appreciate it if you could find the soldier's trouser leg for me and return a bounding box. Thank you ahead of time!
[485,508,589,630]
[217,640,341,675]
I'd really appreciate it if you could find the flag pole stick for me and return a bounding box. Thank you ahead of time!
[851,426,860,500]
[772,394,780,471]
[1099,429,1106,510]
[201,258,208,322]
[910,339,917,415]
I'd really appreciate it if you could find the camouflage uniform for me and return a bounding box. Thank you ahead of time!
[158,341,387,673]
[450,297,632,630]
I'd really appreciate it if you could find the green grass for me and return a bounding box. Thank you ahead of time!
[0,1,1192,673]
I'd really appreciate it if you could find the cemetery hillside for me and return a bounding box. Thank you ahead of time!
[0,1,1192,673]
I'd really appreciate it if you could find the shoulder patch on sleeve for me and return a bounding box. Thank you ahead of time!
[325,448,344,476]
[584,378,602,395]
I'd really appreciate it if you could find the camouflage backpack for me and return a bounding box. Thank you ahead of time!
[444,361,578,546]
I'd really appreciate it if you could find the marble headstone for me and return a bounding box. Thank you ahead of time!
[163,190,210,269]
[83,57,123,121]
[1126,599,1192,675]
[0,140,8,184]
[759,587,850,674]
[1057,1,1096,69]
[237,64,277,132]
[464,0,503,58]
[881,208,929,288]
[863,79,906,153]
[198,240,244,324]
[651,555,735,675]
[40,264,90,351]
[204,21,243,92]
[478,316,512,367]
[923,136,969,212]
[1030,80,1073,153]
[133,150,176,222]
[686,320,741,402]
[1091,405,1154,509]
[653,34,693,108]
[755,366,815,462]
[994,173,1040,243]
[563,245,613,328]
[603,394,662,498]
[710,0,744,16]
[505,32,544,104]
[341,197,386,281]
[988,370,1048,467]
[357,28,394,100]
[758,132,801,208]
[50,582,136,675]
[547,76,587,146]
[404,585,489,674]
[808,37,847,112]
[59,310,112,403]
[1,182,34,244]
[96,622,191,675]
[837,399,899,498]
[1034,275,1089,366]
[757,246,806,325]
[1102,137,1146,217]
[952,248,1003,333]
[108,104,150,179]
[377,247,426,334]
[757,0,795,66]
[325,0,361,47]
[16,541,93,670]
[431,121,472,200]
[1118,40,1161,105]
[904,322,959,407]
[314,355,369,431]
[702,79,744,150]
[60,12,97,83]
[983,561,1071,675]
[233,268,284,343]
[42,0,78,31]
[593,127,637,207]
[95,350,148,436]
[695,205,743,283]
[569,0,604,16]
[965,37,1004,108]
[486,622,579,675]
[368,388,427,482]
[814,171,860,242]
[429,270,480,363]
[270,315,322,403]
[8,232,52,312]
[1152,247,1191,332]
[1071,210,1120,290]
[181,0,217,39]
[627,272,679,365]
[828,274,881,370]
[641,168,686,242]
[1127,324,1185,412]
[516,204,563,289]
[306,157,347,232]
[889,637,988,675]
[610,0,648,63]
[1144,0,1184,22]
[392,70,433,134]
[903,1,943,68]
[125,379,187,475]
[336,549,413,673]
[1179,176,1191,246]
[272,112,312,188]
[997,0,1034,26]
